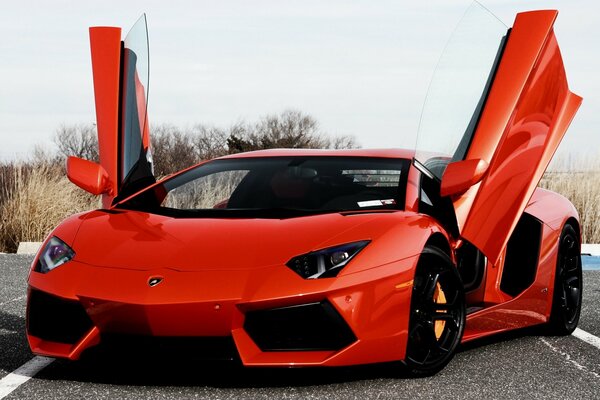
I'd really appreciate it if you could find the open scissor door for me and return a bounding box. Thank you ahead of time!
[89,14,154,207]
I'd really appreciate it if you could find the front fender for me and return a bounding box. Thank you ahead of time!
[525,188,579,232]
[338,212,451,277]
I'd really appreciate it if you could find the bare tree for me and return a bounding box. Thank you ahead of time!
[150,124,199,177]
[254,109,325,149]
[323,134,360,150]
[50,112,359,177]
[53,124,98,162]
[226,110,360,153]
[190,124,229,160]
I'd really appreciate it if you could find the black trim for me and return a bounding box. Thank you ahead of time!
[452,29,511,162]
[418,170,459,237]
[117,40,125,191]
[500,212,543,297]
[456,240,486,292]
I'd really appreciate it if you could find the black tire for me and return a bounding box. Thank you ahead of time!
[546,223,583,335]
[405,245,466,376]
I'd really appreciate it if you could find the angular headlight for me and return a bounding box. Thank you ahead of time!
[286,240,370,279]
[35,236,75,273]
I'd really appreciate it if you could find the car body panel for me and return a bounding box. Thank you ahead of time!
[69,209,429,273]
[29,256,417,365]
[445,10,582,265]
[89,27,121,207]
[464,187,578,341]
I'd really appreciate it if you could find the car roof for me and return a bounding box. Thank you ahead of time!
[215,148,416,160]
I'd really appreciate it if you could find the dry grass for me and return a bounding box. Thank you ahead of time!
[0,162,99,253]
[164,170,247,209]
[0,156,598,253]
[540,170,600,244]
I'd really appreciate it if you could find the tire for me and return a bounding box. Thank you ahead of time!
[405,245,466,376]
[546,223,583,335]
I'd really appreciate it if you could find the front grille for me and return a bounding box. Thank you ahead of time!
[27,289,94,344]
[244,301,356,351]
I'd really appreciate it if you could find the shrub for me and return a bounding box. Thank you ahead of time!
[0,162,98,253]
[540,170,600,244]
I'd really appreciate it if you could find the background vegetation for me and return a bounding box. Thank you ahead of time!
[540,165,600,246]
[0,110,357,252]
[0,110,598,252]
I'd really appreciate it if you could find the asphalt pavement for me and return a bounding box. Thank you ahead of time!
[1,254,599,399]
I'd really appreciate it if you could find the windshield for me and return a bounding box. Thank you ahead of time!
[121,157,410,217]
[415,2,508,179]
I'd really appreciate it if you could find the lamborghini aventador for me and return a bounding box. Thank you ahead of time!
[26,5,583,376]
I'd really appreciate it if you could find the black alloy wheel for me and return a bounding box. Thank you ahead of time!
[546,223,583,335]
[405,245,466,376]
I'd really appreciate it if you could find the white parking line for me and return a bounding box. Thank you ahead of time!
[0,296,25,308]
[573,327,600,350]
[540,338,600,379]
[539,328,600,380]
[0,357,54,399]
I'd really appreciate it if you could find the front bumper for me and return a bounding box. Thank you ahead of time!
[27,256,417,367]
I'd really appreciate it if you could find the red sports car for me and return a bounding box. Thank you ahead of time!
[27,6,583,376]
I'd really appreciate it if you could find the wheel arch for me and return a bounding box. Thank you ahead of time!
[337,213,453,276]
[424,232,452,259]
[405,233,466,375]
[545,215,583,335]
[564,216,581,246]
[525,187,580,233]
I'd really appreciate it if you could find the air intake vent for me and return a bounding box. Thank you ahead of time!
[28,289,93,344]
[244,301,356,351]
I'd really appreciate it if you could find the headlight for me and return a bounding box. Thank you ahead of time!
[35,236,75,273]
[286,240,370,279]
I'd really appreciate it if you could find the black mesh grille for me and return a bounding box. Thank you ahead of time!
[27,289,93,344]
[244,301,356,351]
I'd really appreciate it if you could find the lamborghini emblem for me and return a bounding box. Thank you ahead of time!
[148,277,163,287]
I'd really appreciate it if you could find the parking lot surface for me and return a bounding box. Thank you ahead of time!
[1,254,599,399]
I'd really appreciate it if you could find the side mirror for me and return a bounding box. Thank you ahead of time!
[440,158,489,197]
[66,156,113,196]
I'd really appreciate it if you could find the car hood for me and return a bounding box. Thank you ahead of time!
[71,209,402,272]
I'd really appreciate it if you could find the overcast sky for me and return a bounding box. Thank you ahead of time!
[0,0,597,162]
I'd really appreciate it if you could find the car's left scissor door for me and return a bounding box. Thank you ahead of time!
[89,14,154,207]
